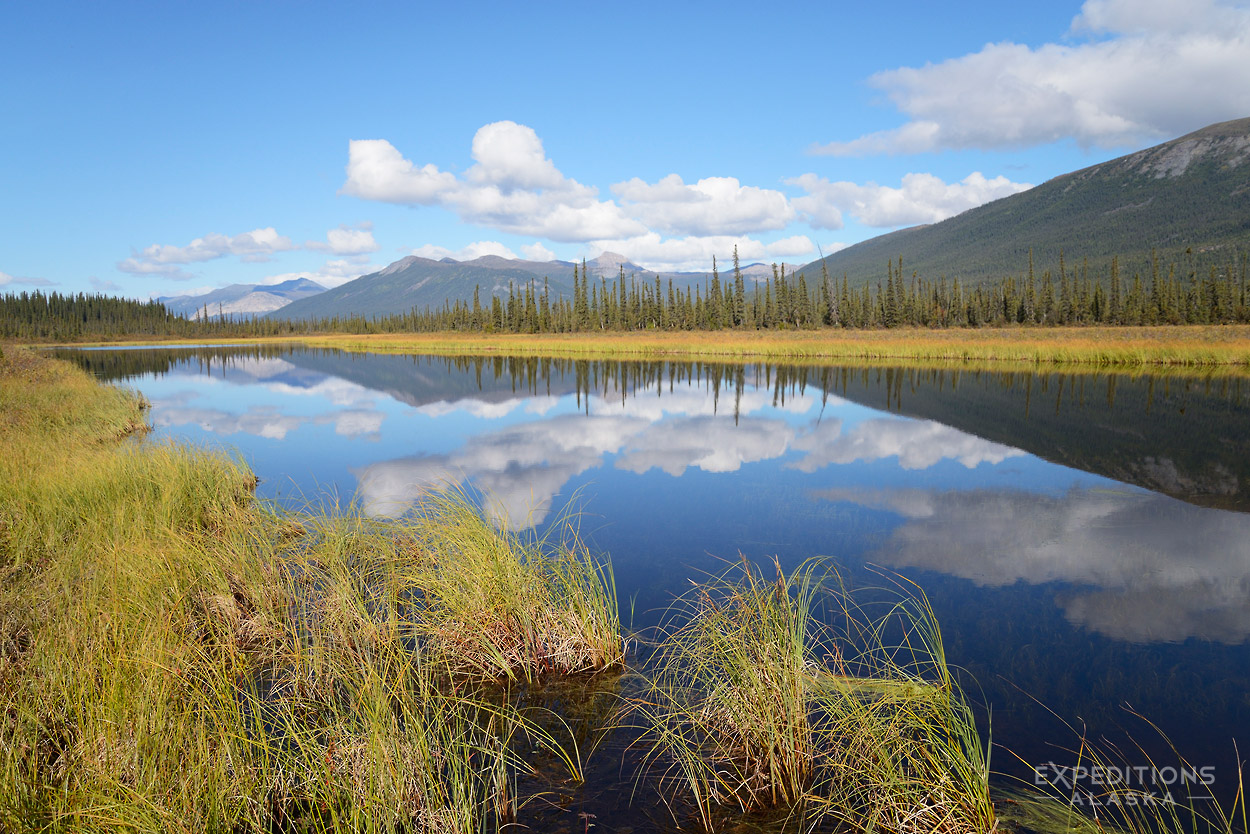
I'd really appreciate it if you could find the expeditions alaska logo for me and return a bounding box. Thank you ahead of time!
[1034,763,1218,807]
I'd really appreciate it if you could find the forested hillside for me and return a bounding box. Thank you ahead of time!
[800,117,1250,288]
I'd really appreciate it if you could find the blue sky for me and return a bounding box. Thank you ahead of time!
[3,0,1249,299]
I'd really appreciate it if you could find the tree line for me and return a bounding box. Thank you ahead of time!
[3,246,1247,341]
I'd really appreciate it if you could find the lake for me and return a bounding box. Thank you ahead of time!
[57,344,1250,820]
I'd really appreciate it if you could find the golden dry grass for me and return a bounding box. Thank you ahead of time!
[296,325,1250,368]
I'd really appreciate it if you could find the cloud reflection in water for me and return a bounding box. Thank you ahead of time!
[815,486,1250,644]
[353,392,1026,531]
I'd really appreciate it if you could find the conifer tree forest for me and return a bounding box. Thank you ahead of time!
[3,247,1247,342]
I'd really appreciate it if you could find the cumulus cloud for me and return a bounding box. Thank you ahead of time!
[411,241,519,261]
[521,241,557,262]
[339,122,824,270]
[790,171,1033,229]
[813,0,1250,155]
[611,174,795,236]
[337,120,1031,271]
[788,417,1024,473]
[339,138,459,203]
[815,485,1250,644]
[118,227,296,278]
[120,224,382,285]
[342,122,646,243]
[307,223,379,255]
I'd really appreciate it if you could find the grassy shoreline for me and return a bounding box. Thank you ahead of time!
[1,348,993,833]
[4,348,1241,833]
[42,324,1250,369]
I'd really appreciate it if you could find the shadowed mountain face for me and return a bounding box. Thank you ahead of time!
[57,346,1250,513]
[799,117,1250,288]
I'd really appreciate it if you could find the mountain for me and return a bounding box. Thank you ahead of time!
[273,252,802,322]
[272,257,578,321]
[798,117,1250,288]
[161,277,326,319]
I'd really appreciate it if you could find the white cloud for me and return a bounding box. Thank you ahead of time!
[342,122,646,243]
[257,255,377,289]
[790,171,1033,229]
[121,224,381,285]
[611,174,795,236]
[814,0,1250,155]
[521,241,557,262]
[337,120,1028,269]
[0,270,55,287]
[411,241,518,261]
[339,138,459,203]
[466,120,567,190]
[308,223,379,255]
[118,227,296,278]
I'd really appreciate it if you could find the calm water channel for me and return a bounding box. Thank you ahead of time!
[58,344,1250,821]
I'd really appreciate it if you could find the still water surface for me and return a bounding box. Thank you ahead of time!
[60,345,1250,810]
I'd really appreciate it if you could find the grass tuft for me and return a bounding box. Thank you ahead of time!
[634,559,996,833]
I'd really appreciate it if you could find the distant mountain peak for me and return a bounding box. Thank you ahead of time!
[1124,117,1250,179]
[381,255,424,275]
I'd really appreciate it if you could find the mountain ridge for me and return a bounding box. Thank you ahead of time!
[161,277,326,319]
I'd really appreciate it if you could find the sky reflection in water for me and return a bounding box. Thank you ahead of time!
[107,348,1250,650]
[63,345,1250,787]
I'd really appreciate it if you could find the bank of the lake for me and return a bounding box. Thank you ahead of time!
[36,324,1250,369]
[0,347,625,831]
[5,346,1245,834]
[0,347,1005,833]
[300,325,1250,367]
